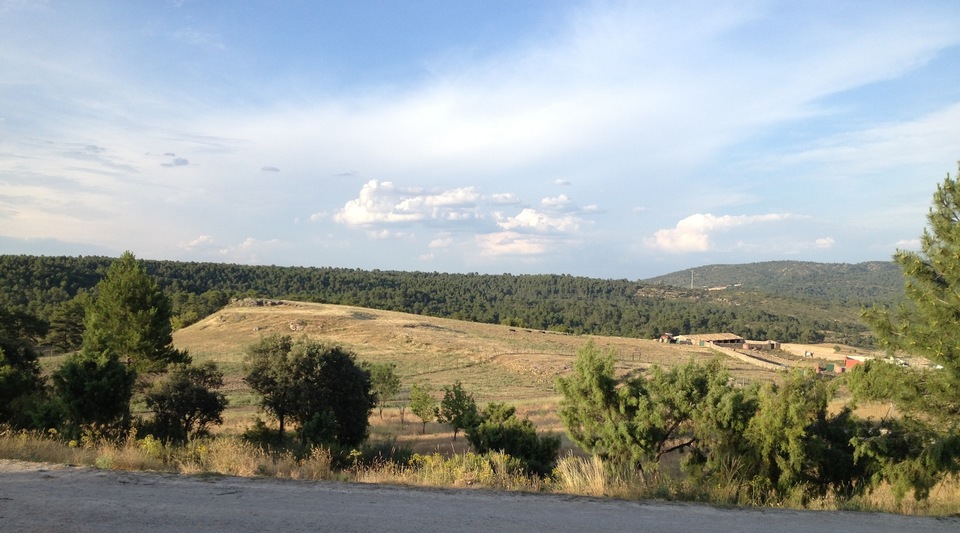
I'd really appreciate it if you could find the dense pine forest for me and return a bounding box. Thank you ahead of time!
[0,254,899,350]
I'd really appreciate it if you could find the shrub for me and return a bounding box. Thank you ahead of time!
[143,362,227,444]
[466,402,560,476]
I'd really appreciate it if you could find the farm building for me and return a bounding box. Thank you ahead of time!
[744,339,782,351]
[844,355,872,371]
[676,333,745,348]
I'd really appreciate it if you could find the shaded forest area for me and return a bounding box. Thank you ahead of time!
[1,255,895,347]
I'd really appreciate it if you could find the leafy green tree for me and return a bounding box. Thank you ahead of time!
[294,341,375,447]
[52,350,136,433]
[82,252,189,373]
[144,362,228,444]
[558,341,743,479]
[637,359,734,463]
[854,166,960,500]
[244,335,297,439]
[465,402,560,476]
[409,382,436,435]
[369,362,401,419]
[435,381,478,441]
[244,335,374,446]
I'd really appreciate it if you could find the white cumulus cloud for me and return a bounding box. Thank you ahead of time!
[646,213,795,253]
[496,208,581,233]
[334,179,483,227]
[429,236,454,249]
[541,194,576,212]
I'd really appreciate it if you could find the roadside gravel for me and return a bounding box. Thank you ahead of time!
[2,460,958,533]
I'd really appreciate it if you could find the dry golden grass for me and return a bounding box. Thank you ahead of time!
[174,299,783,420]
[170,298,801,462]
[0,428,92,465]
[171,299,829,459]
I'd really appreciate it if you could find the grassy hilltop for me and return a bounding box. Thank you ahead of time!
[165,298,875,450]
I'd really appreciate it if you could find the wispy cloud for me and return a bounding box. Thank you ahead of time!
[815,237,836,249]
[475,231,551,257]
[162,156,190,167]
[182,234,215,250]
[216,237,283,264]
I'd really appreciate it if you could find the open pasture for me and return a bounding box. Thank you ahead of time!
[174,299,794,450]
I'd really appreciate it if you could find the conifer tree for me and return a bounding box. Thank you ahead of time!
[853,164,960,499]
[82,251,189,373]
[0,308,46,426]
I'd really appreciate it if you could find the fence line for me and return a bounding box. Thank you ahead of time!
[709,344,788,371]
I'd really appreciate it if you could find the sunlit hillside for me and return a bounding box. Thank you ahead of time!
[171,298,881,447]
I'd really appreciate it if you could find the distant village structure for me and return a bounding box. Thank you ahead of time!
[660,330,876,375]
[665,333,780,351]
[674,333,745,348]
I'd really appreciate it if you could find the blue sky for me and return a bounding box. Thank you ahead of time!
[2,1,959,279]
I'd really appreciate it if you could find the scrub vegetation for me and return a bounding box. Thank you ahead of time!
[2,167,960,516]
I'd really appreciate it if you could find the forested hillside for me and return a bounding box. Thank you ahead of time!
[643,260,902,304]
[0,255,880,346]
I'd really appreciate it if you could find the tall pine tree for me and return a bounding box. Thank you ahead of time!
[853,164,960,499]
[82,251,189,373]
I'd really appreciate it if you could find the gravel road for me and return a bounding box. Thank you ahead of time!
[2,460,958,532]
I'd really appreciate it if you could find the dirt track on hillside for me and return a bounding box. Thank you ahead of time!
[2,460,957,533]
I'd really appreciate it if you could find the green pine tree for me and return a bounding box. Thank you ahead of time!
[853,164,960,500]
[82,252,189,373]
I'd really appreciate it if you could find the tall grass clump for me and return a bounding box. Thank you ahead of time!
[552,455,628,497]
[0,427,91,465]
[355,451,543,492]
[175,437,334,480]
[90,430,168,472]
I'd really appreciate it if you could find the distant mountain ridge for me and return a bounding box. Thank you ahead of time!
[643,261,903,304]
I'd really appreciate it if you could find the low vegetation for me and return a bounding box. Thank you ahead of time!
[2,167,960,516]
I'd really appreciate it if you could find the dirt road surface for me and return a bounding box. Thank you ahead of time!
[2,460,957,532]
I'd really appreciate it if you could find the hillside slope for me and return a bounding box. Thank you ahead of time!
[173,299,780,405]
[643,260,902,304]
